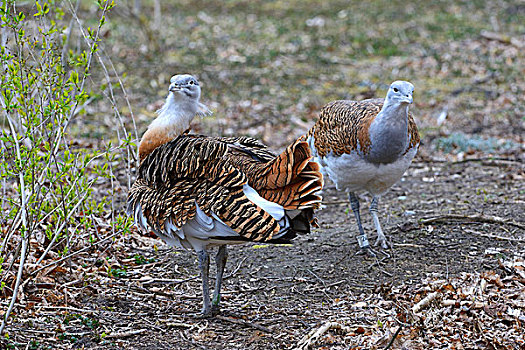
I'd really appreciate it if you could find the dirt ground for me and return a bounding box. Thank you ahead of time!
[95,160,525,349]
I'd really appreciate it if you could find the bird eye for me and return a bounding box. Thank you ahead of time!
[393,88,399,92]
[189,80,194,85]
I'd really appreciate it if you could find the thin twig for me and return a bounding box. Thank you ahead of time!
[384,325,403,350]
[412,292,440,313]
[61,0,80,66]
[0,113,29,335]
[464,229,524,242]
[141,275,199,285]
[480,30,524,48]
[215,315,272,333]
[33,190,91,267]
[30,229,123,276]
[429,157,523,166]
[295,321,352,350]
[223,257,247,280]
[420,214,524,230]
[322,200,349,206]
[105,329,148,339]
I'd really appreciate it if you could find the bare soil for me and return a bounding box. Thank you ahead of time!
[11,158,521,349]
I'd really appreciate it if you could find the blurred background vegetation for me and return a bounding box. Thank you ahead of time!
[100,0,523,152]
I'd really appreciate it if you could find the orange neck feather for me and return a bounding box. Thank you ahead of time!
[138,92,212,162]
[139,127,180,162]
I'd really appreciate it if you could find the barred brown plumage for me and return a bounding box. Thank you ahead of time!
[129,133,323,242]
[127,74,323,317]
[307,99,419,158]
[306,81,420,256]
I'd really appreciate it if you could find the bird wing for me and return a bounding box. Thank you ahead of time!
[206,135,277,163]
[128,134,280,242]
[184,134,322,210]
[405,109,420,155]
[307,98,419,158]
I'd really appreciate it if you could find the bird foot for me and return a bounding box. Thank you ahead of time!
[197,303,220,318]
[374,236,389,249]
[198,311,212,319]
[355,245,377,257]
[196,305,218,318]
[355,234,376,256]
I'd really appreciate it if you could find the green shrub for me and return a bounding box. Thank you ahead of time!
[0,0,135,334]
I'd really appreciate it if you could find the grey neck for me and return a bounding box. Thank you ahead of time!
[365,102,409,164]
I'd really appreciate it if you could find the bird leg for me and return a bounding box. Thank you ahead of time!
[369,196,388,249]
[211,245,228,316]
[349,192,375,256]
[197,250,212,317]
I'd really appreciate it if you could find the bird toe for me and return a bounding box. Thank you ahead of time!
[355,246,376,257]
[198,306,214,318]
[374,237,389,249]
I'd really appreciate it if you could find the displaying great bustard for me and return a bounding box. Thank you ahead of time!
[306,81,420,255]
[127,74,323,316]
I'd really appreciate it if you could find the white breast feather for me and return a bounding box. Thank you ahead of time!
[320,147,418,195]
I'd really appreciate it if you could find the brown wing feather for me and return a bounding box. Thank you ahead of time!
[209,135,277,162]
[307,99,419,158]
[225,139,323,209]
[128,135,280,241]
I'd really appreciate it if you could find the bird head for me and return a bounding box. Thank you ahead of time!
[168,74,202,101]
[160,73,211,118]
[385,81,414,105]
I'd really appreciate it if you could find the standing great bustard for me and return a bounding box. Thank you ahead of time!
[306,81,420,255]
[127,74,323,317]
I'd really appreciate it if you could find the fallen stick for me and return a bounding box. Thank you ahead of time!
[216,315,272,333]
[105,329,147,339]
[165,322,193,328]
[420,214,524,230]
[384,325,403,350]
[295,321,352,350]
[464,229,524,242]
[442,299,457,307]
[322,200,349,205]
[480,30,524,48]
[412,292,440,313]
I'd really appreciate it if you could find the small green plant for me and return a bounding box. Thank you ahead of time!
[81,316,100,330]
[108,267,127,278]
[434,132,518,154]
[133,254,155,265]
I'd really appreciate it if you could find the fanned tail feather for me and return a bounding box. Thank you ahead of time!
[255,140,312,189]
[253,139,323,210]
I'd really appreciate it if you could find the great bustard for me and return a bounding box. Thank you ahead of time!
[306,81,420,255]
[127,74,323,316]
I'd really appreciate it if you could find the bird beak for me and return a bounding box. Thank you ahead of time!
[402,95,413,104]
[169,83,181,92]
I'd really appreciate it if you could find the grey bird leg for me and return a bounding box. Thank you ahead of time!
[370,196,388,249]
[197,250,211,317]
[349,193,375,256]
[211,245,228,316]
